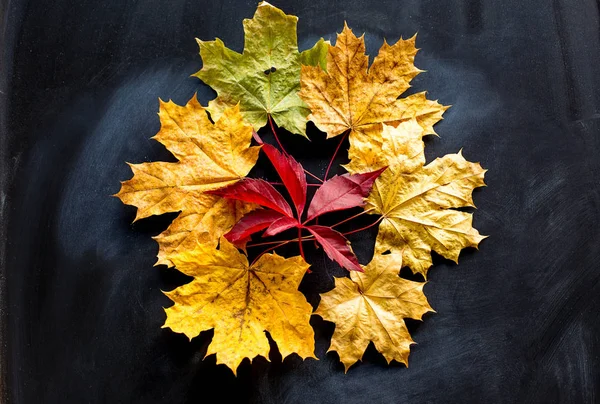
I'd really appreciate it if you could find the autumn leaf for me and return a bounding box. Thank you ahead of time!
[357,120,486,277]
[304,225,362,272]
[305,167,386,221]
[299,23,448,173]
[163,239,315,375]
[115,97,260,266]
[209,178,294,217]
[315,252,433,372]
[194,1,328,137]
[223,209,286,248]
[217,144,384,272]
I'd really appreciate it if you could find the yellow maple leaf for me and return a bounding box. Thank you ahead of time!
[299,23,448,174]
[153,196,253,266]
[315,252,433,372]
[163,239,315,375]
[115,96,260,266]
[366,118,427,174]
[362,120,486,277]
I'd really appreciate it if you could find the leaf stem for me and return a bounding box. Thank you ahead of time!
[331,208,375,228]
[269,181,320,188]
[250,240,291,266]
[297,227,305,260]
[323,130,349,181]
[246,235,316,248]
[268,115,288,156]
[305,170,324,183]
[342,216,383,236]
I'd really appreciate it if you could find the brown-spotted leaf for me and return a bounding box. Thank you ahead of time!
[194,2,328,137]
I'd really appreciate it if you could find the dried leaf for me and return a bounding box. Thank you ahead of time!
[115,97,260,266]
[299,24,448,173]
[163,239,315,375]
[315,252,433,371]
[367,150,487,278]
[195,2,328,137]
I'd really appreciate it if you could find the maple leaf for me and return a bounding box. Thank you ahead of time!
[115,97,260,266]
[359,120,487,278]
[194,2,328,137]
[315,252,434,372]
[163,239,315,375]
[299,23,448,173]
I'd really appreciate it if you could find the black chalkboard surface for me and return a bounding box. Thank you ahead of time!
[2,0,600,403]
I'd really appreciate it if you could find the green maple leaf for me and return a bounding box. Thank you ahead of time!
[194,1,328,137]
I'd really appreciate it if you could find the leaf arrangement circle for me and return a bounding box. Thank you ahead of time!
[116,2,487,375]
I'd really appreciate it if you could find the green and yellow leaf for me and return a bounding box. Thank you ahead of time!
[195,2,328,137]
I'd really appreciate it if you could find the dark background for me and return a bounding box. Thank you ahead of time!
[2,0,600,402]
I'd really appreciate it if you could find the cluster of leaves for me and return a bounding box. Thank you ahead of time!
[116,2,486,374]
[211,134,385,272]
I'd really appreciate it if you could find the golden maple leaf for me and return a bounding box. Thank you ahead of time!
[299,23,448,174]
[163,239,315,375]
[363,120,487,278]
[315,252,433,372]
[115,96,260,266]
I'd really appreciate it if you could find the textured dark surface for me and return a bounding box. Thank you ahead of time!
[2,0,600,403]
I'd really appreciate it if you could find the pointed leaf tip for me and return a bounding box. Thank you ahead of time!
[224,209,286,246]
[260,143,307,216]
[305,225,362,272]
[208,178,294,218]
